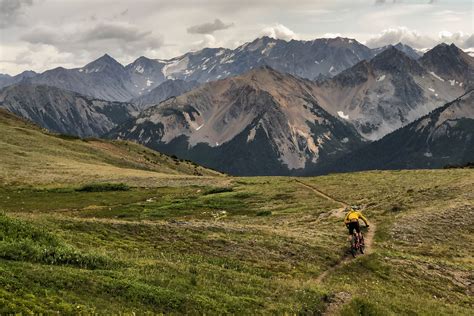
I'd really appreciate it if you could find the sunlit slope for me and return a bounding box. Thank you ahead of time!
[0,109,221,186]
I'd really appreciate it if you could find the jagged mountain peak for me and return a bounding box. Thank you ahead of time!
[420,42,473,84]
[371,46,424,74]
[423,43,464,59]
[371,42,421,60]
[83,54,124,72]
[421,42,472,64]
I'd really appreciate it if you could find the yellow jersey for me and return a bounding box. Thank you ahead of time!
[344,210,368,225]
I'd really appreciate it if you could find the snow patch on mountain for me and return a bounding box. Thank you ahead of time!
[247,127,257,143]
[262,42,276,55]
[429,71,445,82]
[162,56,190,79]
[337,111,349,120]
[135,65,144,74]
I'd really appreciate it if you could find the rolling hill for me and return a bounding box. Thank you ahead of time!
[0,108,220,186]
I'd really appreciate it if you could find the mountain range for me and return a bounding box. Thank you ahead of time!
[107,43,473,175]
[1,36,472,175]
[1,37,422,102]
[314,43,472,139]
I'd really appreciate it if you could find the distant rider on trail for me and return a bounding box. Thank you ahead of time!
[344,206,369,242]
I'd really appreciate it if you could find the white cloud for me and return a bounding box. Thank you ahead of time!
[366,26,473,49]
[191,34,219,50]
[261,23,298,41]
[365,27,432,48]
[323,33,342,38]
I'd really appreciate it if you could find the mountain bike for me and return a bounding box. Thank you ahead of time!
[350,226,367,257]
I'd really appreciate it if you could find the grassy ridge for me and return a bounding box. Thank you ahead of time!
[0,109,221,187]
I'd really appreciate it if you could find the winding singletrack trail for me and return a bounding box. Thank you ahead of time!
[295,179,378,314]
[295,180,348,207]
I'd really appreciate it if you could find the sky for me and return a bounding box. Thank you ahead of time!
[0,0,472,75]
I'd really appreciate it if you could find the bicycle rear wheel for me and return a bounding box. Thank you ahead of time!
[351,234,358,257]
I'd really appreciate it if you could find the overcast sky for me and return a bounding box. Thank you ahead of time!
[0,0,472,75]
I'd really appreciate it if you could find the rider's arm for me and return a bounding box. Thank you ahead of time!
[343,212,350,225]
[358,212,369,225]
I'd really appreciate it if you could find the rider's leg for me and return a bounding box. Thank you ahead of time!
[355,222,362,244]
[348,223,355,241]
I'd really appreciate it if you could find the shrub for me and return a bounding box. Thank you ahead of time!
[390,203,404,212]
[203,187,234,195]
[76,183,130,192]
[341,298,389,316]
[54,134,82,141]
[256,210,272,216]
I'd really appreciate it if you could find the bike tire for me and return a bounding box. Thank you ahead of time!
[351,235,358,257]
[359,235,365,254]
[351,248,357,257]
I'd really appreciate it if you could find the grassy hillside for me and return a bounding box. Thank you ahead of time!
[1,168,472,314]
[0,109,221,186]
[1,109,473,314]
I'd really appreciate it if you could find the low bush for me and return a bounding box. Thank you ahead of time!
[256,210,272,216]
[203,187,234,195]
[76,183,130,192]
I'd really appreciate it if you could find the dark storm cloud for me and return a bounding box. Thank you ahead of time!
[0,0,34,28]
[187,19,234,35]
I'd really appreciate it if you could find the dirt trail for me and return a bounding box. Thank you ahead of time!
[295,180,348,207]
[295,180,377,314]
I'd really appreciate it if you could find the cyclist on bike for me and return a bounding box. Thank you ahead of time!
[344,206,369,242]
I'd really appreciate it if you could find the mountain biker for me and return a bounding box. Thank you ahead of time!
[344,206,369,242]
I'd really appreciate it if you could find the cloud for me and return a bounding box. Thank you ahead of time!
[323,33,342,38]
[261,24,298,41]
[366,27,473,49]
[187,19,234,35]
[21,21,164,57]
[0,0,34,28]
[365,27,432,48]
[190,34,220,50]
[438,31,473,48]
